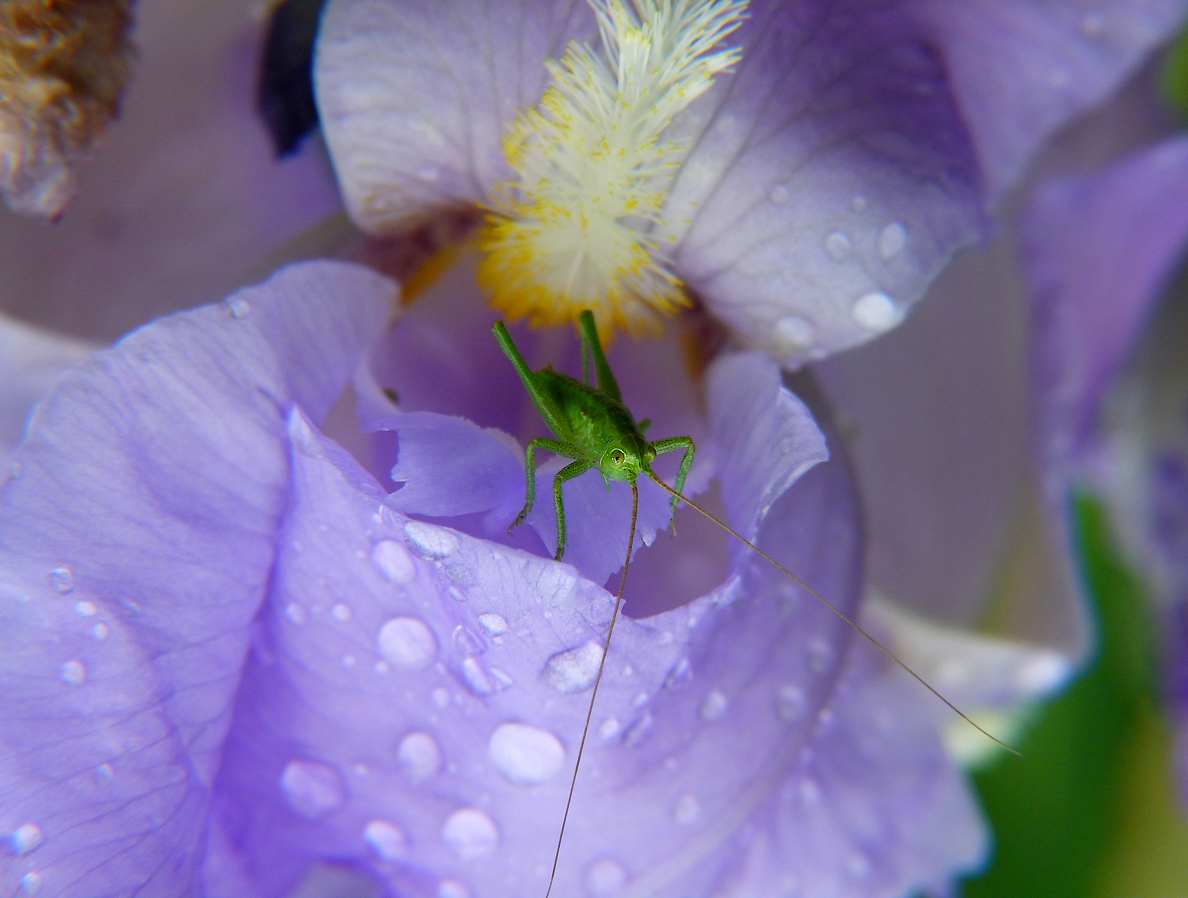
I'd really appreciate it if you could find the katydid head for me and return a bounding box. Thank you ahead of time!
[598,433,653,484]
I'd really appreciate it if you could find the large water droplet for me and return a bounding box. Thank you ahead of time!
[18,872,41,896]
[73,601,96,617]
[223,296,251,319]
[372,540,416,583]
[851,291,902,331]
[878,221,906,259]
[672,794,700,825]
[477,613,508,637]
[404,521,458,558]
[397,731,441,781]
[363,819,409,860]
[60,660,85,686]
[699,690,728,722]
[280,759,347,818]
[488,723,565,786]
[9,823,43,855]
[48,567,74,594]
[824,231,851,261]
[585,858,628,895]
[378,617,437,671]
[542,642,603,693]
[773,315,815,353]
[441,808,499,860]
[437,881,470,898]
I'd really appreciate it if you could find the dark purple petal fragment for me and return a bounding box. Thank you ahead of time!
[0,262,391,897]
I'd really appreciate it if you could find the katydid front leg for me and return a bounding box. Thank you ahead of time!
[649,435,695,534]
[552,458,595,560]
[512,437,579,531]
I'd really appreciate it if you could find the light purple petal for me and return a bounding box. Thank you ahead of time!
[1024,134,1188,493]
[0,262,391,896]
[910,0,1188,199]
[315,0,594,230]
[0,0,343,341]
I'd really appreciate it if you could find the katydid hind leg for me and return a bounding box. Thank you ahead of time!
[577,309,621,402]
[493,321,572,439]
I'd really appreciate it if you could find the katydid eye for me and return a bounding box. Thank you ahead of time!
[611,449,625,464]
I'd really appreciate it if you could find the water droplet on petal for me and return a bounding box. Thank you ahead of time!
[441,808,499,860]
[542,642,603,693]
[878,221,906,259]
[460,657,493,695]
[9,823,43,855]
[599,717,621,740]
[224,296,251,318]
[773,315,815,353]
[285,603,307,625]
[280,760,346,818]
[404,521,458,558]
[378,617,437,671]
[489,667,514,692]
[18,872,41,896]
[95,763,114,783]
[363,819,409,860]
[824,231,851,261]
[73,601,96,616]
[91,623,109,640]
[332,603,352,622]
[372,540,416,583]
[672,794,700,825]
[851,291,902,331]
[775,684,805,721]
[432,687,451,708]
[397,731,441,781]
[437,880,470,898]
[60,660,85,686]
[48,567,74,594]
[623,712,653,747]
[768,183,790,205]
[585,858,627,895]
[478,613,508,636]
[488,722,565,786]
[8,460,22,479]
[452,625,485,657]
[699,690,728,722]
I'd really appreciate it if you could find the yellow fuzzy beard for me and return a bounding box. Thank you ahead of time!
[477,0,748,340]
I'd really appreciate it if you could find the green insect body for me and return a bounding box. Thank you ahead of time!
[493,309,694,560]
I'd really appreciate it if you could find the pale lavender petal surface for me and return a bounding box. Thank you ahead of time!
[909,0,1188,199]
[0,262,392,896]
[1024,134,1188,492]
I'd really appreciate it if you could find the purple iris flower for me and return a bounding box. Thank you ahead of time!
[1020,133,1188,808]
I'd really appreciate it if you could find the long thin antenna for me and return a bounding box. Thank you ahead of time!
[647,473,1022,758]
[545,480,641,898]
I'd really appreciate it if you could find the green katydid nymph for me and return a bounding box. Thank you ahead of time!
[493,310,1020,898]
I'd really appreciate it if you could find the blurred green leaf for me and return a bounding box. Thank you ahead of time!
[1165,27,1188,119]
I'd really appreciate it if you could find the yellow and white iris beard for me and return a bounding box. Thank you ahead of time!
[477,0,749,340]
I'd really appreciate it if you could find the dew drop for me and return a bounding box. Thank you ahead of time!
[378,617,437,671]
[699,690,728,722]
[48,567,74,594]
[773,315,815,353]
[280,759,346,818]
[488,722,565,786]
[60,660,86,686]
[363,818,409,860]
[672,794,701,825]
[437,880,470,898]
[768,183,790,205]
[851,291,902,331]
[8,460,22,479]
[1080,10,1104,36]
[824,231,851,261]
[878,221,906,259]
[460,657,493,695]
[477,613,508,637]
[775,684,805,721]
[585,858,628,896]
[224,296,251,319]
[9,823,43,855]
[599,717,621,740]
[285,603,307,625]
[623,712,654,747]
[404,521,458,558]
[541,641,603,693]
[661,657,691,691]
[397,731,441,781]
[441,808,499,860]
[73,601,96,617]
[95,763,114,783]
[18,872,41,896]
[331,603,352,622]
[372,539,416,583]
[452,625,485,657]
[489,667,514,692]
[91,623,109,640]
